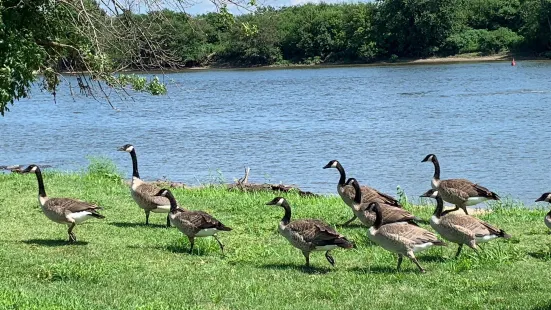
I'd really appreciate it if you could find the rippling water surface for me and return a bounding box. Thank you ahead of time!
[3,61,551,205]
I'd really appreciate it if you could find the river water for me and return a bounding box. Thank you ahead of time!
[3,61,551,205]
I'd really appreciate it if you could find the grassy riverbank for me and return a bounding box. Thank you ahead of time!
[1,165,551,309]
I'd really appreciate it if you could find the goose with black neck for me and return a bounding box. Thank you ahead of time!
[422,154,500,215]
[155,188,232,254]
[266,197,354,267]
[21,164,105,243]
[118,144,171,227]
[323,159,401,226]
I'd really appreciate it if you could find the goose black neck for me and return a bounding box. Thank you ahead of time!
[280,201,292,225]
[130,149,140,179]
[373,203,383,229]
[432,157,440,180]
[433,196,444,218]
[35,167,47,197]
[336,163,346,185]
[352,180,361,204]
[165,191,178,212]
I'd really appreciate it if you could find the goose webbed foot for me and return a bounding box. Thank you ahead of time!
[68,223,77,243]
[410,256,426,273]
[213,235,225,254]
[325,251,335,266]
[341,215,357,226]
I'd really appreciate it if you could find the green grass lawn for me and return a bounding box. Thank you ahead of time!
[1,164,551,310]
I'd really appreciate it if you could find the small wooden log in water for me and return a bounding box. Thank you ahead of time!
[227,167,319,197]
[1,164,53,173]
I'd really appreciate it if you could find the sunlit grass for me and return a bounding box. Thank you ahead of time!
[1,162,551,309]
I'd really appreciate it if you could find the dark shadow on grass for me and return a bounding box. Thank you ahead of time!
[127,244,212,256]
[530,301,551,310]
[24,239,89,246]
[528,251,551,261]
[350,265,421,274]
[259,263,331,274]
[109,222,167,229]
[418,254,447,263]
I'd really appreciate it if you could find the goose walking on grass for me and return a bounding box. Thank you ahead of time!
[155,189,232,254]
[266,197,354,267]
[22,165,105,243]
[535,193,551,231]
[348,178,426,227]
[323,160,401,226]
[421,189,511,258]
[366,201,446,273]
[422,154,499,215]
[118,144,171,227]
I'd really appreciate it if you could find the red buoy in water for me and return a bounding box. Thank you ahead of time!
[511,58,516,66]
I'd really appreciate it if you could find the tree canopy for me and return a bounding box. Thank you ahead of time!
[1,0,550,115]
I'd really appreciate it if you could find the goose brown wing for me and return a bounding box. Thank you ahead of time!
[379,203,416,223]
[182,211,230,231]
[47,198,102,213]
[342,184,401,207]
[383,223,443,245]
[440,179,495,199]
[135,182,171,206]
[443,214,500,236]
[287,220,347,247]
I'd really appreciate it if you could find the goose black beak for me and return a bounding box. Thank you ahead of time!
[322,164,331,169]
[117,146,126,151]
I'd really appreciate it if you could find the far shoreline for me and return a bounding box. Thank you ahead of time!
[60,54,551,75]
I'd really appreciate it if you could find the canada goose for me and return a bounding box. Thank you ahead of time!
[323,160,401,226]
[118,144,171,227]
[421,189,511,257]
[266,197,354,267]
[421,154,499,215]
[535,193,551,231]
[155,189,231,254]
[366,202,446,273]
[21,165,105,242]
[348,178,425,227]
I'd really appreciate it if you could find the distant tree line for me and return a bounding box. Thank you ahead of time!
[112,0,551,68]
[2,0,550,115]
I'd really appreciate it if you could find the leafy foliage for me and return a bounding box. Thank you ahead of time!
[1,0,551,115]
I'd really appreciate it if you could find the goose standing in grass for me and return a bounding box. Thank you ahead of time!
[323,159,401,225]
[21,165,105,242]
[348,178,425,227]
[366,201,446,273]
[535,193,551,231]
[118,144,171,227]
[421,189,511,257]
[421,154,499,215]
[266,197,354,267]
[155,188,231,254]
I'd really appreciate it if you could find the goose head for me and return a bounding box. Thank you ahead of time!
[21,164,39,174]
[420,189,438,199]
[323,160,340,169]
[421,154,437,163]
[266,197,287,206]
[536,193,551,203]
[117,144,135,152]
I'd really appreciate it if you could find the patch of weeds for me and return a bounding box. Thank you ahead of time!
[85,156,122,182]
